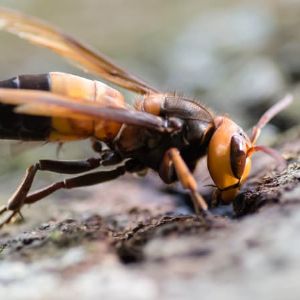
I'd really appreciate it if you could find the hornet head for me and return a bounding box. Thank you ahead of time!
[207,95,293,203]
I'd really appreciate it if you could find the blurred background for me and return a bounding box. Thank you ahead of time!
[0,0,299,206]
[0,2,300,299]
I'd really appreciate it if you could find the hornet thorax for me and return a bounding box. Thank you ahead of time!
[114,95,215,181]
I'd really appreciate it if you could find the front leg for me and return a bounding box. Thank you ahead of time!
[159,148,209,216]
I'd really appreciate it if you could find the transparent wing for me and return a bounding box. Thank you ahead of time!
[0,7,159,95]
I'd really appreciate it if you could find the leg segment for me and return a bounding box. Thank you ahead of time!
[160,148,208,215]
[0,155,125,227]
[7,158,103,211]
[0,166,126,228]
[38,157,102,174]
[25,166,126,205]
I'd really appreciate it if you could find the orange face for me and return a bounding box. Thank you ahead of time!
[207,117,253,203]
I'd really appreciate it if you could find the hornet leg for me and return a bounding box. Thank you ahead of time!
[160,148,209,216]
[0,155,126,228]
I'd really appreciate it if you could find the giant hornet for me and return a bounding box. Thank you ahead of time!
[0,7,293,227]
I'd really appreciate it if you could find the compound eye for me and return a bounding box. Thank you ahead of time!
[230,134,247,179]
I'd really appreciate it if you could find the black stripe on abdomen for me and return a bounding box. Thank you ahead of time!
[0,74,52,141]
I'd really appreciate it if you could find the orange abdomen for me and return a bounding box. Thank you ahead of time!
[0,72,125,142]
[49,72,125,142]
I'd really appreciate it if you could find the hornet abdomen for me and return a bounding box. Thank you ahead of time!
[0,72,125,142]
[0,74,51,140]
